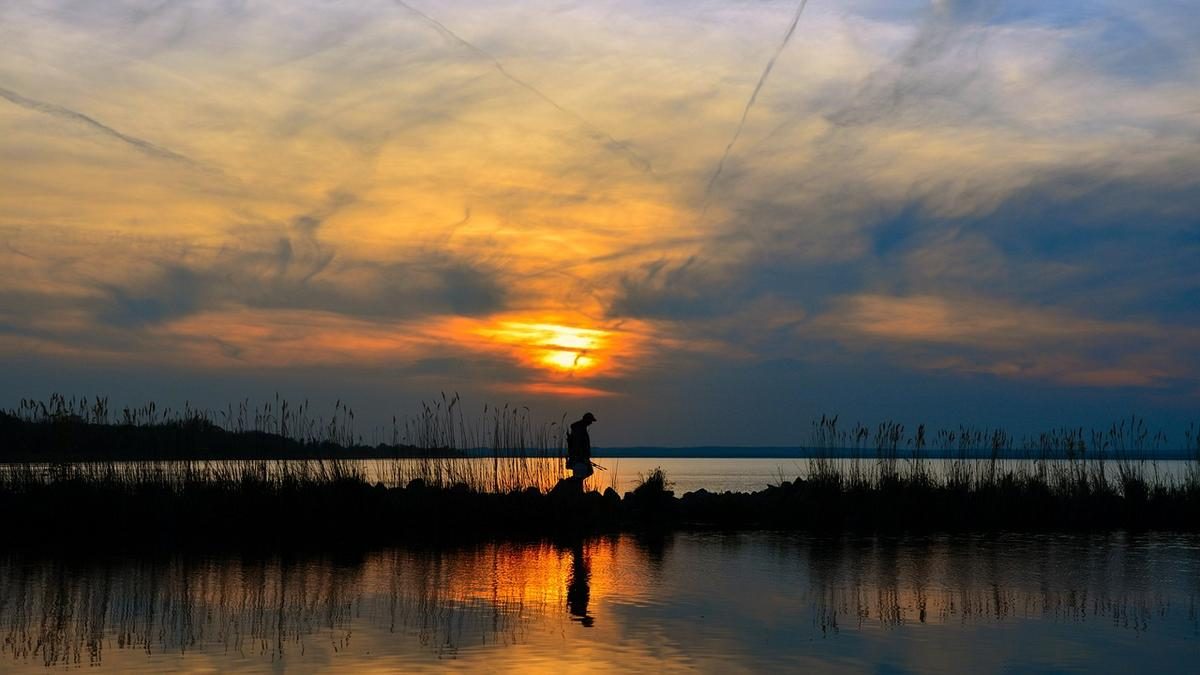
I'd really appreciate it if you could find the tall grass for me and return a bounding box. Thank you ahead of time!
[388,396,569,492]
[1,393,578,495]
[805,414,1199,501]
[3,394,1198,503]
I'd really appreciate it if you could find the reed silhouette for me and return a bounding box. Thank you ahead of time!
[1,396,1198,546]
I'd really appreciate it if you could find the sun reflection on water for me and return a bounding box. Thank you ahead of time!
[2,533,1197,671]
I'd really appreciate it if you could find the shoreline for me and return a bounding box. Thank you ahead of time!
[4,472,1196,551]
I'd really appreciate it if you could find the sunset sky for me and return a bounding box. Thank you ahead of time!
[2,0,1198,444]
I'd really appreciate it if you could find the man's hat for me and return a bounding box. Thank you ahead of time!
[582,412,597,422]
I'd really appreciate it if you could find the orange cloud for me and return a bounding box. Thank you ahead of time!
[824,294,1148,348]
[3,0,1199,412]
[814,293,1190,389]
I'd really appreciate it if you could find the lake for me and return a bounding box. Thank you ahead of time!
[2,530,1197,673]
[583,457,1198,495]
[231,456,1200,496]
[32,456,1188,495]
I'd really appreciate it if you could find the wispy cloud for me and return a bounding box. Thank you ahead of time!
[813,292,1193,389]
[704,0,810,201]
[0,85,206,169]
[391,0,652,172]
[2,0,1199,437]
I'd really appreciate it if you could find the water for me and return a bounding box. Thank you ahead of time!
[334,456,1199,494]
[4,454,1195,667]
[588,457,1200,494]
[2,531,1197,673]
[5,458,1196,671]
[35,457,1187,495]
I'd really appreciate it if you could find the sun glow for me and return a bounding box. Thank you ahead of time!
[484,322,608,374]
[470,319,609,374]
[542,350,596,371]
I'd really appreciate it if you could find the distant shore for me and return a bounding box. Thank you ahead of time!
[0,410,449,462]
[5,412,1197,463]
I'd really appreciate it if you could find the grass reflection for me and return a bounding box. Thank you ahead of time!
[0,533,1196,670]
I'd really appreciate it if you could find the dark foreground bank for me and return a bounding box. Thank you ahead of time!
[3,468,1197,550]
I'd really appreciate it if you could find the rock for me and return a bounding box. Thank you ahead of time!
[550,478,582,498]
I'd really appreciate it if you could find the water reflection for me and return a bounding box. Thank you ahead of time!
[566,542,593,628]
[800,535,1190,636]
[1,533,1197,672]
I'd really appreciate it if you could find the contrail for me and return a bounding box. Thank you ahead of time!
[704,0,810,199]
[0,85,202,168]
[392,1,651,173]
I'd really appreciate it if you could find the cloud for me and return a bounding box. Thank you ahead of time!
[705,0,811,200]
[0,190,508,362]
[0,85,208,169]
[825,0,996,129]
[390,0,651,172]
[86,252,507,329]
[821,293,1146,348]
[812,293,1195,389]
[89,251,506,332]
[2,0,1199,439]
[97,264,204,327]
[608,256,738,320]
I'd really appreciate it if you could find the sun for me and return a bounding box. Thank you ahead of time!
[479,321,609,375]
[525,323,605,373]
[542,350,597,371]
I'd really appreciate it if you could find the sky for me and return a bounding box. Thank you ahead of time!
[1,0,1198,445]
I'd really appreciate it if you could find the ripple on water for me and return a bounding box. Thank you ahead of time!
[0,531,1197,672]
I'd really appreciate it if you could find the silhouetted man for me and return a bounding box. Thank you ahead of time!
[566,412,596,482]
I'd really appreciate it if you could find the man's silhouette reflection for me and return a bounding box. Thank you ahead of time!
[567,542,594,627]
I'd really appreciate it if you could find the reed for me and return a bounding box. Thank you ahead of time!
[801,414,1199,502]
[1,395,1197,544]
[1,392,575,495]
[5,395,1199,501]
